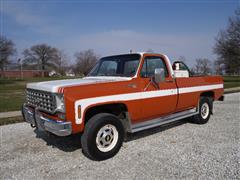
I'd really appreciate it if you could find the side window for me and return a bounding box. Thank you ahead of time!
[140,56,169,78]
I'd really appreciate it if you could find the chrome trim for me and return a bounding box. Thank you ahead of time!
[22,105,36,125]
[22,104,72,136]
[130,108,198,133]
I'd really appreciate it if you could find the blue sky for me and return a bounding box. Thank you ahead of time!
[0,0,239,67]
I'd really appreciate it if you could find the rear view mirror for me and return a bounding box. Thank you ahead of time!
[154,68,165,83]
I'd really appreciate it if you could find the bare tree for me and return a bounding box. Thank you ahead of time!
[54,50,69,76]
[74,49,98,75]
[0,36,16,76]
[178,56,186,63]
[214,8,240,75]
[193,58,212,75]
[23,44,58,77]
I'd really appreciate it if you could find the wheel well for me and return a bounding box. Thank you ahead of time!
[200,91,214,99]
[84,103,129,125]
[200,91,214,114]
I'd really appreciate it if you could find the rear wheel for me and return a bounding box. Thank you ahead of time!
[192,97,212,124]
[81,113,124,161]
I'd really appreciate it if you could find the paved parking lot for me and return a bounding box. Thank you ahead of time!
[0,93,239,180]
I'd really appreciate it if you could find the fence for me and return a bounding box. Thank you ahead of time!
[0,70,49,78]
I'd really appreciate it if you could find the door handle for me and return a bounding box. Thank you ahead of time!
[165,79,175,83]
[127,83,137,88]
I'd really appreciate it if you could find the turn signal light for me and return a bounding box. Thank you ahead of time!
[57,112,65,120]
[78,105,81,119]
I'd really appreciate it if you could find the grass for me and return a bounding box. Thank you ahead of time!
[223,76,240,89]
[0,76,79,112]
[0,76,239,113]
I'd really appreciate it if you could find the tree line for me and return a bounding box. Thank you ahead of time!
[0,38,98,77]
[0,8,239,77]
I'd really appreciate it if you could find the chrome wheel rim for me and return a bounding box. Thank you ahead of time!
[96,124,119,152]
[201,102,209,119]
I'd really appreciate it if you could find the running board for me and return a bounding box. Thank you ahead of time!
[130,108,198,133]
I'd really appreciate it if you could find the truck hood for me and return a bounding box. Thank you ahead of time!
[26,76,132,93]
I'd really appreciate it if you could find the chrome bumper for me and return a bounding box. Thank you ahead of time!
[22,104,72,136]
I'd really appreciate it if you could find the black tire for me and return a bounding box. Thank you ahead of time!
[81,113,124,161]
[192,97,212,124]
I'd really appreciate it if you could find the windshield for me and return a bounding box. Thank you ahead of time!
[88,54,141,77]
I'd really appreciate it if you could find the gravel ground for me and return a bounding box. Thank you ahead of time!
[0,93,239,180]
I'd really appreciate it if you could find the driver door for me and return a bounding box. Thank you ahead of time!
[138,55,178,121]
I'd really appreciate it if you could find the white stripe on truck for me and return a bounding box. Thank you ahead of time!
[74,83,223,124]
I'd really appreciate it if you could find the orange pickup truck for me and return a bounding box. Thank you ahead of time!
[22,52,224,160]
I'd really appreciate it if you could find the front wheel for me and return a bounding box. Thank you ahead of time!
[192,97,212,124]
[81,113,124,161]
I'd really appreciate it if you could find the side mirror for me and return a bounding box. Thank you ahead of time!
[154,68,165,83]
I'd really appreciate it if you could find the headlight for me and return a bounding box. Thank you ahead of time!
[55,94,65,112]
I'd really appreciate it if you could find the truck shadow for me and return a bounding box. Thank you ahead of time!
[34,129,82,152]
[33,119,189,152]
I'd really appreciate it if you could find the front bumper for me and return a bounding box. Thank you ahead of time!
[22,104,72,136]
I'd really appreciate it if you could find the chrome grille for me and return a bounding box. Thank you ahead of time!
[26,89,56,113]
